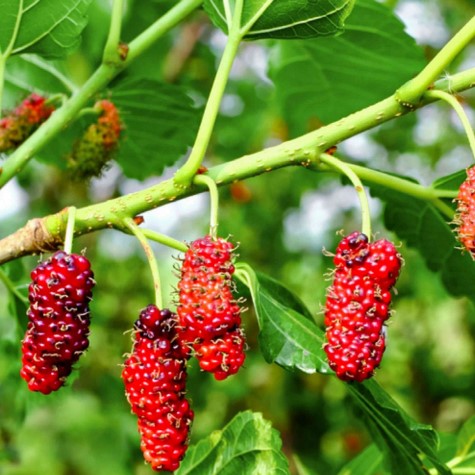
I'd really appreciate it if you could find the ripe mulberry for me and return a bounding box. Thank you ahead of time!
[456,166,475,256]
[177,236,246,380]
[323,233,401,382]
[122,305,193,472]
[0,94,55,152]
[20,251,95,394]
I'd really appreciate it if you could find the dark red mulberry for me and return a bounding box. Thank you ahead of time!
[122,305,193,472]
[20,251,95,394]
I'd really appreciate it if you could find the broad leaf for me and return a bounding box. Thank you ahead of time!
[0,0,92,59]
[236,263,329,374]
[36,78,202,179]
[368,172,475,302]
[336,444,384,475]
[204,0,355,39]
[111,78,202,180]
[176,410,290,474]
[268,0,425,134]
[4,54,73,104]
[348,380,450,475]
[453,416,475,470]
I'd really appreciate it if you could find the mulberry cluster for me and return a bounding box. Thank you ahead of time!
[177,236,246,380]
[20,251,95,394]
[122,305,193,472]
[0,93,55,152]
[456,166,475,256]
[323,232,402,382]
[67,99,122,179]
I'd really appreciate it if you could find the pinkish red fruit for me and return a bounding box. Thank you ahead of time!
[323,233,401,382]
[177,236,246,380]
[456,166,475,256]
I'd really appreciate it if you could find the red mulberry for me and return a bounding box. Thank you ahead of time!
[20,251,95,394]
[177,236,246,380]
[122,305,193,472]
[323,232,401,382]
[456,166,475,256]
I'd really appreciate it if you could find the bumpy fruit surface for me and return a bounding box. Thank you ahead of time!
[0,94,55,152]
[323,232,401,382]
[20,251,95,394]
[456,166,475,256]
[177,236,246,380]
[122,305,193,472]
[67,99,122,179]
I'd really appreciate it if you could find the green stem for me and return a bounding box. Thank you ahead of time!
[0,268,28,304]
[173,1,243,186]
[103,0,125,64]
[396,15,475,105]
[63,206,77,254]
[141,229,188,252]
[318,161,456,220]
[0,0,202,189]
[319,153,372,238]
[123,217,163,308]
[193,174,219,239]
[425,89,475,161]
[125,0,203,64]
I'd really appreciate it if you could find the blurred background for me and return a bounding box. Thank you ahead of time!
[1,0,475,473]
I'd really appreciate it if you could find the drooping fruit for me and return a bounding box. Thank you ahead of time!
[323,232,402,382]
[456,166,475,256]
[0,94,55,152]
[177,235,246,380]
[122,305,193,472]
[20,251,95,394]
[67,99,122,179]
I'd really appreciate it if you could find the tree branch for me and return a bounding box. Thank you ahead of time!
[1,67,474,265]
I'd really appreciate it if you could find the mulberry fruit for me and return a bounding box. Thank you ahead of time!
[177,236,246,380]
[122,305,193,472]
[67,99,122,180]
[20,251,95,394]
[456,166,475,256]
[323,233,401,382]
[0,93,55,152]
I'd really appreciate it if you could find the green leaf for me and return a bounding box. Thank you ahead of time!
[111,78,202,180]
[432,169,466,192]
[268,0,426,134]
[368,173,475,302]
[204,0,355,39]
[454,415,475,469]
[336,444,384,475]
[348,380,450,475]
[4,54,74,103]
[0,0,92,59]
[235,263,329,374]
[176,410,290,474]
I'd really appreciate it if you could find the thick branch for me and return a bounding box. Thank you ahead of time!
[1,68,474,264]
[0,218,62,261]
